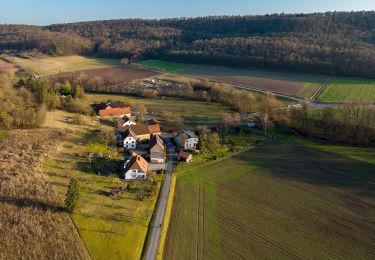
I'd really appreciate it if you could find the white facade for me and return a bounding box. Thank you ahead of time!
[150,157,165,164]
[184,138,198,150]
[124,169,146,180]
[123,136,137,149]
[121,120,136,127]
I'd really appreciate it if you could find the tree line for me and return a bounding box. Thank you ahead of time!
[2,12,375,77]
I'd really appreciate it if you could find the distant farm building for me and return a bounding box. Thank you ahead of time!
[174,130,199,150]
[99,107,131,117]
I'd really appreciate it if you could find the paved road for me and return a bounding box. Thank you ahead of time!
[145,140,175,260]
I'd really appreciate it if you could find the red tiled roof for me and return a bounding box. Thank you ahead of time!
[119,124,161,136]
[99,107,131,117]
[124,152,148,173]
[177,151,192,160]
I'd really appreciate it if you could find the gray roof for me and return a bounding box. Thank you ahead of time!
[177,130,197,139]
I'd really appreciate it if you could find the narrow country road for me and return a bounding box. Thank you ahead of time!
[145,140,175,260]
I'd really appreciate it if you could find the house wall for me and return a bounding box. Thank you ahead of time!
[125,169,147,180]
[184,138,198,150]
[122,121,136,126]
[124,137,136,149]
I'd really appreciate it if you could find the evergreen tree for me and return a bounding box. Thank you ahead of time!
[65,178,80,213]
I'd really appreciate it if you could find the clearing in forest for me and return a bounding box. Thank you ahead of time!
[14,55,120,76]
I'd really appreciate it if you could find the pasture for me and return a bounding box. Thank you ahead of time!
[87,93,234,124]
[43,121,160,260]
[164,136,375,259]
[137,59,192,72]
[317,77,375,103]
[138,59,327,98]
[14,55,120,76]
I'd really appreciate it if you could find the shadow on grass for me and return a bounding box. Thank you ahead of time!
[0,196,65,212]
[237,138,375,198]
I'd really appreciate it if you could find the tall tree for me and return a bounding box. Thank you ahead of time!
[65,178,80,213]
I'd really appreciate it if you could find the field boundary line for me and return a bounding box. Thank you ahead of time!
[156,175,176,260]
[310,77,331,100]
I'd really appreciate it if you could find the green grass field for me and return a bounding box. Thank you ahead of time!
[137,59,193,72]
[87,93,234,124]
[164,136,375,259]
[43,126,160,260]
[317,77,375,102]
[138,59,327,98]
[14,55,121,76]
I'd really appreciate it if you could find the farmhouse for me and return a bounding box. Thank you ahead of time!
[99,107,131,117]
[119,116,136,127]
[119,124,161,141]
[124,152,148,180]
[174,130,199,150]
[123,129,137,149]
[149,134,165,163]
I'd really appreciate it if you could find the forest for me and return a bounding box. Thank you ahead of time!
[1,12,375,77]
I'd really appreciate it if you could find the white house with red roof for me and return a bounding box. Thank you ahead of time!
[124,152,148,180]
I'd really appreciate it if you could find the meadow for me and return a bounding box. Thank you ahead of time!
[0,129,90,260]
[317,77,375,103]
[42,116,160,260]
[138,59,327,98]
[164,135,375,259]
[86,93,234,124]
[14,55,120,76]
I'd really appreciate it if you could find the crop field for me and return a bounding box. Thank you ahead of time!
[87,93,234,124]
[14,55,121,76]
[317,77,375,103]
[137,59,193,72]
[43,118,160,260]
[164,136,375,259]
[57,66,157,85]
[138,59,327,98]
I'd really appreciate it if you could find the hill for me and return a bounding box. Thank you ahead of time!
[2,12,375,78]
[0,129,90,259]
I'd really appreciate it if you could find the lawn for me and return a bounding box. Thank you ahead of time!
[14,55,121,76]
[138,59,327,98]
[86,93,234,124]
[43,121,161,260]
[317,77,375,103]
[164,135,375,259]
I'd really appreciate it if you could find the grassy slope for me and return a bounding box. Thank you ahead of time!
[138,59,326,98]
[87,93,234,124]
[14,55,120,76]
[318,77,375,102]
[42,114,160,260]
[165,136,375,259]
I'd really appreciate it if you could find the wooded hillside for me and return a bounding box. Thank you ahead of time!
[2,12,375,77]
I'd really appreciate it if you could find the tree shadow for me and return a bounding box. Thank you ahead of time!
[0,196,65,212]
[237,139,375,198]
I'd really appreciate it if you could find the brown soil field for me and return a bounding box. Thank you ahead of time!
[0,129,90,260]
[58,66,157,84]
[209,75,307,96]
